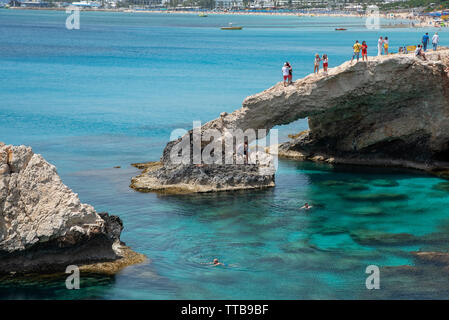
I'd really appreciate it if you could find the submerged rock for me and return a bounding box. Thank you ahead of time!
[350,230,419,246]
[433,182,449,193]
[319,180,369,191]
[348,206,385,216]
[411,251,449,266]
[342,193,408,202]
[430,167,449,180]
[371,179,400,187]
[0,143,145,274]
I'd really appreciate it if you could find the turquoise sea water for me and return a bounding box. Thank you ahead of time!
[1,9,449,299]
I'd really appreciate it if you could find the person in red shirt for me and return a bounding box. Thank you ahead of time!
[362,41,368,61]
[322,54,328,74]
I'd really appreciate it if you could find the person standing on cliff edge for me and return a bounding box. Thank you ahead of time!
[350,40,363,64]
[377,36,383,56]
[314,54,321,74]
[432,32,439,51]
[282,62,292,87]
[322,54,328,74]
[361,41,368,61]
[422,32,430,51]
[383,36,389,55]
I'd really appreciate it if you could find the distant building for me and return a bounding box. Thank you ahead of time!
[20,0,49,7]
[71,1,101,7]
[214,0,234,8]
[9,0,22,6]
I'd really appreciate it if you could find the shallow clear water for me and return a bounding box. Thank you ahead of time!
[1,10,449,299]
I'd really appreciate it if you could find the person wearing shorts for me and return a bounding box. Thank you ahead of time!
[313,54,321,74]
[432,32,439,51]
[422,33,429,52]
[377,36,383,56]
[322,54,328,74]
[351,40,363,64]
[282,62,292,87]
[361,41,368,61]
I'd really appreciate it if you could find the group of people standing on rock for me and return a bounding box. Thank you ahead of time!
[281,31,442,86]
[415,32,440,61]
[282,53,329,86]
[377,36,389,56]
[313,54,329,75]
[421,32,440,51]
[350,40,368,63]
[350,37,384,64]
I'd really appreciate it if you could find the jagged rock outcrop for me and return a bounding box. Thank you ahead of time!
[0,142,145,274]
[132,49,449,193]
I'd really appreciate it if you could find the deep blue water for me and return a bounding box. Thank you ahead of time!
[1,9,449,299]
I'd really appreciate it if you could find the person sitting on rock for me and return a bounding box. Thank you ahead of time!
[300,202,312,210]
[415,44,427,60]
[237,141,249,164]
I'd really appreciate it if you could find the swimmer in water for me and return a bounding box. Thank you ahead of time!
[300,202,312,210]
[213,258,224,266]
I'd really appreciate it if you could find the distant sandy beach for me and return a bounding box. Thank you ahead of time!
[8,6,441,28]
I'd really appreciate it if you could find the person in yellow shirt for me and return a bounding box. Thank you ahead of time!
[350,40,363,64]
[383,36,389,54]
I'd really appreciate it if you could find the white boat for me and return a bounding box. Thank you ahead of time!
[221,23,243,30]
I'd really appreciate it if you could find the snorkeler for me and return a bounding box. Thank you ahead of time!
[213,258,224,266]
[300,202,312,210]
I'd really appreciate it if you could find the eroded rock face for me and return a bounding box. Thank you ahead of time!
[275,51,449,168]
[0,143,144,274]
[131,162,275,193]
[131,133,276,193]
[132,50,449,193]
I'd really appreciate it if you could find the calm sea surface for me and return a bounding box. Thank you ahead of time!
[1,9,449,299]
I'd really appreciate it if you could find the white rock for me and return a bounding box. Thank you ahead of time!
[0,144,101,253]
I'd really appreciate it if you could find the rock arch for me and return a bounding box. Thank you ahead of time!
[132,51,449,193]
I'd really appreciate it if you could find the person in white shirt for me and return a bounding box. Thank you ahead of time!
[282,62,292,87]
[415,44,427,60]
[432,32,439,51]
[377,36,383,56]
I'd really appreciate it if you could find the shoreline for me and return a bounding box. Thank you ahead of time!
[6,6,433,28]
[6,6,438,27]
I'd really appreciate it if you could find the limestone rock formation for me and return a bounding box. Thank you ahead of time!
[132,50,449,193]
[0,143,145,274]
[275,51,449,170]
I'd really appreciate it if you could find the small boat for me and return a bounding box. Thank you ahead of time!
[335,28,347,31]
[221,23,242,30]
[199,13,208,17]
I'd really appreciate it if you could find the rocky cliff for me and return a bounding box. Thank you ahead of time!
[132,49,449,193]
[0,142,145,274]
